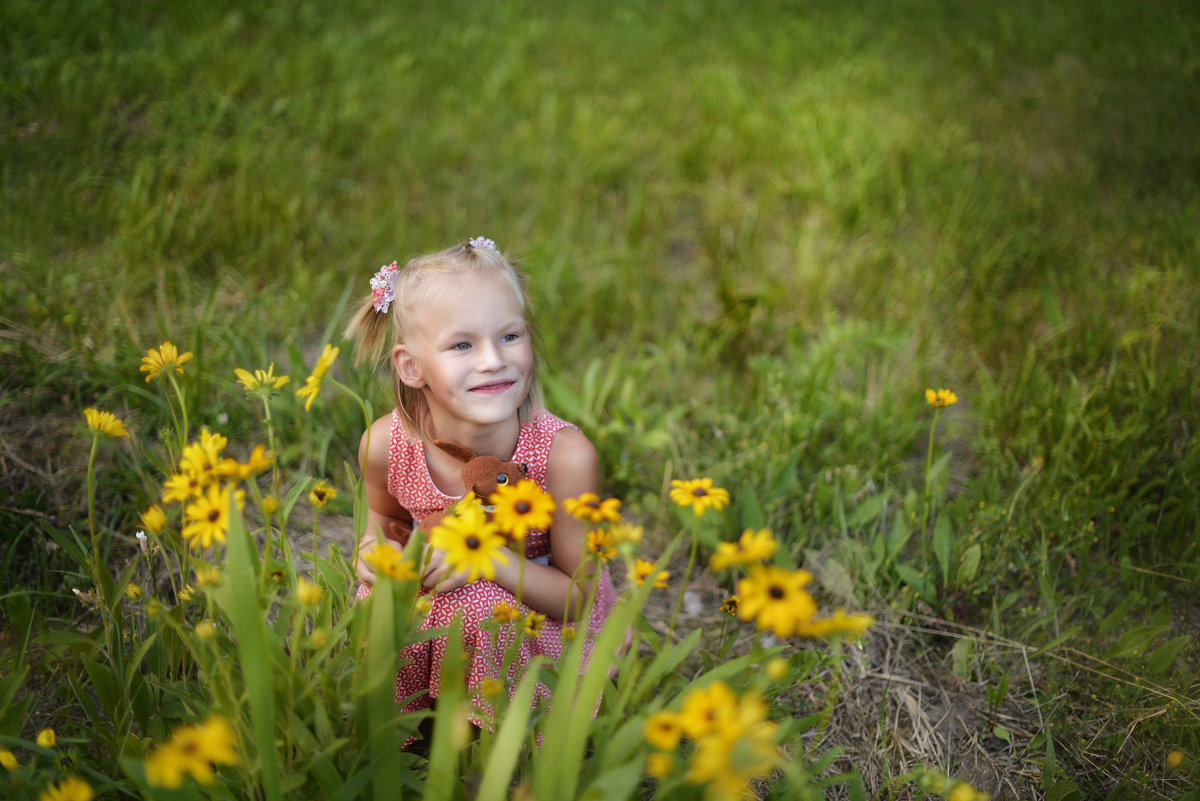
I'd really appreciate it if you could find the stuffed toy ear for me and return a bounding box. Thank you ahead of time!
[434,440,477,464]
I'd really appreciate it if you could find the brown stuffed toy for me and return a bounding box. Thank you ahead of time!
[387,440,528,545]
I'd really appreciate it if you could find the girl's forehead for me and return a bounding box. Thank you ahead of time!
[415,271,525,324]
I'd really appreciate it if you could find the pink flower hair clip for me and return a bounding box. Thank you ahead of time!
[468,237,497,251]
[370,260,400,313]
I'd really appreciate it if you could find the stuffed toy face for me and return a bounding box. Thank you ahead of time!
[415,441,529,533]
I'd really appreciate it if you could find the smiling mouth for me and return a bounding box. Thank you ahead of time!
[471,381,515,393]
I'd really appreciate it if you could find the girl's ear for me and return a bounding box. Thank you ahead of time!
[392,344,425,388]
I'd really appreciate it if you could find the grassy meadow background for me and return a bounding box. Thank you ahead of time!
[2,0,1199,797]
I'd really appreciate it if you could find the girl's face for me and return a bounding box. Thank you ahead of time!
[394,271,534,433]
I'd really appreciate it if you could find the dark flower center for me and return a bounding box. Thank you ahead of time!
[466,536,480,549]
[515,501,532,514]
[179,741,198,756]
[768,585,785,600]
[208,510,220,523]
[692,488,707,497]
[314,490,326,501]
[586,500,600,508]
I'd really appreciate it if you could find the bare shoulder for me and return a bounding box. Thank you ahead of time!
[359,413,394,474]
[547,426,598,484]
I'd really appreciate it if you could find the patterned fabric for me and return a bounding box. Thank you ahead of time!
[358,409,618,733]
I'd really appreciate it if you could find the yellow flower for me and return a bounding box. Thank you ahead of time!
[182,484,231,549]
[629,558,669,589]
[643,710,683,751]
[561,625,577,641]
[193,565,221,587]
[414,596,434,616]
[163,472,202,504]
[179,439,223,488]
[523,612,546,636]
[490,479,555,540]
[946,781,989,801]
[492,602,521,624]
[308,480,337,509]
[295,343,339,411]
[685,697,778,801]
[307,630,329,649]
[0,748,17,771]
[609,521,643,545]
[140,341,193,383]
[479,677,504,697]
[720,595,739,616]
[363,545,419,582]
[586,528,617,562]
[140,504,166,534]
[296,577,324,606]
[124,584,143,600]
[793,609,874,640]
[710,528,778,570]
[36,728,56,748]
[677,682,740,739]
[429,503,510,583]
[1166,749,1185,769]
[261,495,279,516]
[646,752,674,778]
[563,492,622,523]
[144,715,238,788]
[925,387,958,407]
[194,621,217,640]
[239,444,273,477]
[669,478,730,517]
[83,408,129,438]
[178,585,196,602]
[37,776,94,801]
[234,363,289,393]
[736,564,817,638]
[765,658,788,682]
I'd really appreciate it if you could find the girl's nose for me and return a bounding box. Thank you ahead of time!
[477,341,504,370]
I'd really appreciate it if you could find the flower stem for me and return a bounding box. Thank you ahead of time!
[667,517,700,640]
[167,373,189,452]
[919,407,942,566]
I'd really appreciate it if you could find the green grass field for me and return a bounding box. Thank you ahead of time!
[2,0,1199,798]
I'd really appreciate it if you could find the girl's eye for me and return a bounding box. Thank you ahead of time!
[451,342,470,351]
[502,332,521,343]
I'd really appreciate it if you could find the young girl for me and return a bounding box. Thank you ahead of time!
[345,237,617,735]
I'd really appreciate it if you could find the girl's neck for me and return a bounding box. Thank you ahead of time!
[424,412,521,460]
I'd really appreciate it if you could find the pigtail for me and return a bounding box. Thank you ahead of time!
[343,291,396,372]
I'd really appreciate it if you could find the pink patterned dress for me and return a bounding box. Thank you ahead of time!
[358,409,618,731]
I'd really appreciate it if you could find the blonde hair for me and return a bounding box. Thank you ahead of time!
[344,241,544,433]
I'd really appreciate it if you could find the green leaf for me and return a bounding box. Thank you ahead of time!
[887,512,912,561]
[1102,625,1169,661]
[956,543,982,585]
[1096,591,1142,638]
[212,500,282,801]
[931,515,953,589]
[1143,634,1190,677]
[477,658,546,801]
[578,760,645,801]
[993,725,1011,743]
[82,653,121,723]
[425,616,466,801]
[627,629,701,709]
[895,563,936,605]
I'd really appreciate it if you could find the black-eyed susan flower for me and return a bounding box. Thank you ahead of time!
[684,691,779,801]
[1167,749,1185,769]
[736,564,817,638]
[179,439,223,488]
[586,528,617,562]
[234,364,289,393]
[429,503,509,582]
[677,681,740,739]
[83,408,129,438]
[0,748,17,771]
[946,781,990,801]
[141,504,166,534]
[143,715,238,789]
[669,478,730,517]
[479,677,504,697]
[629,558,669,589]
[710,528,778,570]
[140,341,193,383]
[194,621,216,640]
[610,520,643,545]
[720,595,739,616]
[37,776,94,801]
[296,343,339,411]
[563,492,622,524]
[181,484,231,550]
[295,577,323,606]
[192,565,220,587]
[492,602,521,624]
[765,658,789,682]
[36,728,56,748]
[793,608,874,640]
[561,624,577,641]
[260,495,279,516]
[308,480,336,509]
[523,612,546,636]
[643,710,683,751]
[123,584,143,601]
[925,387,958,407]
[163,472,202,504]
[490,479,555,541]
[362,545,419,582]
[646,752,674,779]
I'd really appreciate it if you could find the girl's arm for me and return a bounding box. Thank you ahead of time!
[422,427,599,621]
[355,414,414,585]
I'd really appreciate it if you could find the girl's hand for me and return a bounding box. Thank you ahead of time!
[420,547,470,594]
